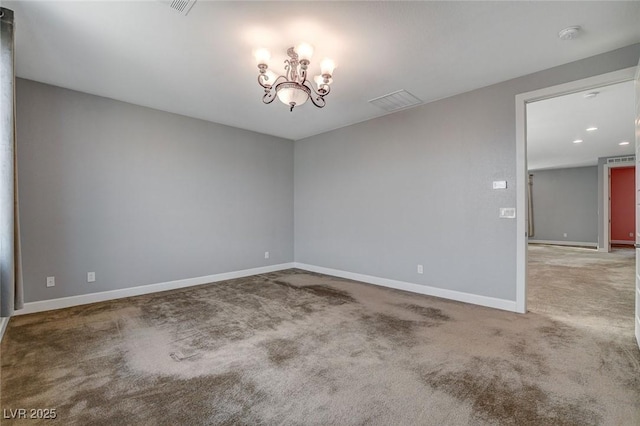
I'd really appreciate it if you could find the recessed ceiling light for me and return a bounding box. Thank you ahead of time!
[573,139,583,144]
[583,92,599,99]
[558,26,581,40]
[586,127,598,131]
[619,141,630,146]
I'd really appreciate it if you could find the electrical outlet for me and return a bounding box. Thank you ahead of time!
[563,233,567,238]
[417,265,423,274]
[46,276,55,287]
[87,272,96,283]
[264,251,270,259]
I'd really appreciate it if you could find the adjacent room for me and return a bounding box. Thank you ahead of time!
[525,80,637,349]
[526,80,635,251]
[1,2,639,424]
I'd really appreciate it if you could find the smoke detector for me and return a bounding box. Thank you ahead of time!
[558,26,581,40]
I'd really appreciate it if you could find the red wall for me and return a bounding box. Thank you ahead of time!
[610,166,635,242]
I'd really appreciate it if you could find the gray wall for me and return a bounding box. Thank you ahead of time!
[16,44,640,306]
[295,44,640,302]
[17,79,294,303]
[528,167,598,244]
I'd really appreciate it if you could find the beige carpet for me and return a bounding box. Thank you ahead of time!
[1,246,639,425]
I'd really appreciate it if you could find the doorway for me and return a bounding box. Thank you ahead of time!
[608,165,635,249]
[522,76,636,333]
[515,66,636,314]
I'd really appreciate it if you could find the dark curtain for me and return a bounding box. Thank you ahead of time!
[1,7,23,317]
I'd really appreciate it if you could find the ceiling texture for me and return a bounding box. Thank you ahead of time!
[5,1,640,141]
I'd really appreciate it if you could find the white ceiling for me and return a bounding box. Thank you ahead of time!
[5,1,640,140]
[527,80,635,171]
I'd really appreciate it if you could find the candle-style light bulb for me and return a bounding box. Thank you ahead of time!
[254,48,271,66]
[296,43,314,61]
[320,58,336,76]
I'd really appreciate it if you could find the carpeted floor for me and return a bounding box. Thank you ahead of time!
[1,245,639,425]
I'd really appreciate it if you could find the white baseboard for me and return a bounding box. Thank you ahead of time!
[528,240,597,248]
[16,263,295,316]
[16,261,519,316]
[293,263,518,313]
[611,240,634,245]
[0,317,9,343]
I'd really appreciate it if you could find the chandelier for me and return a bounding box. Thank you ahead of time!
[254,43,335,112]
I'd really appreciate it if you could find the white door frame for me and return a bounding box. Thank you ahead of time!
[603,165,611,253]
[515,66,636,314]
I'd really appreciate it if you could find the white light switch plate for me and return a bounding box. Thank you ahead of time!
[492,181,507,189]
[499,208,516,219]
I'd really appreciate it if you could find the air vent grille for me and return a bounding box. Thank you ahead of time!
[160,0,197,16]
[607,156,635,165]
[369,90,422,112]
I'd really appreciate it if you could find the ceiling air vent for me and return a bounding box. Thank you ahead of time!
[369,90,423,112]
[159,0,197,16]
[607,156,635,165]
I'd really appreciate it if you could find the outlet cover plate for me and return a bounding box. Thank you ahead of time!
[499,208,516,219]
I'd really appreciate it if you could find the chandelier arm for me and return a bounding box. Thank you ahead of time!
[257,73,270,89]
[318,84,331,96]
[303,81,327,108]
[305,80,329,99]
[272,75,287,86]
[308,94,326,108]
[262,89,278,104]
[258,74,287,89]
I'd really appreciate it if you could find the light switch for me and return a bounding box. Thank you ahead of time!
[493,181,507,189]
[499,208,516,219]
